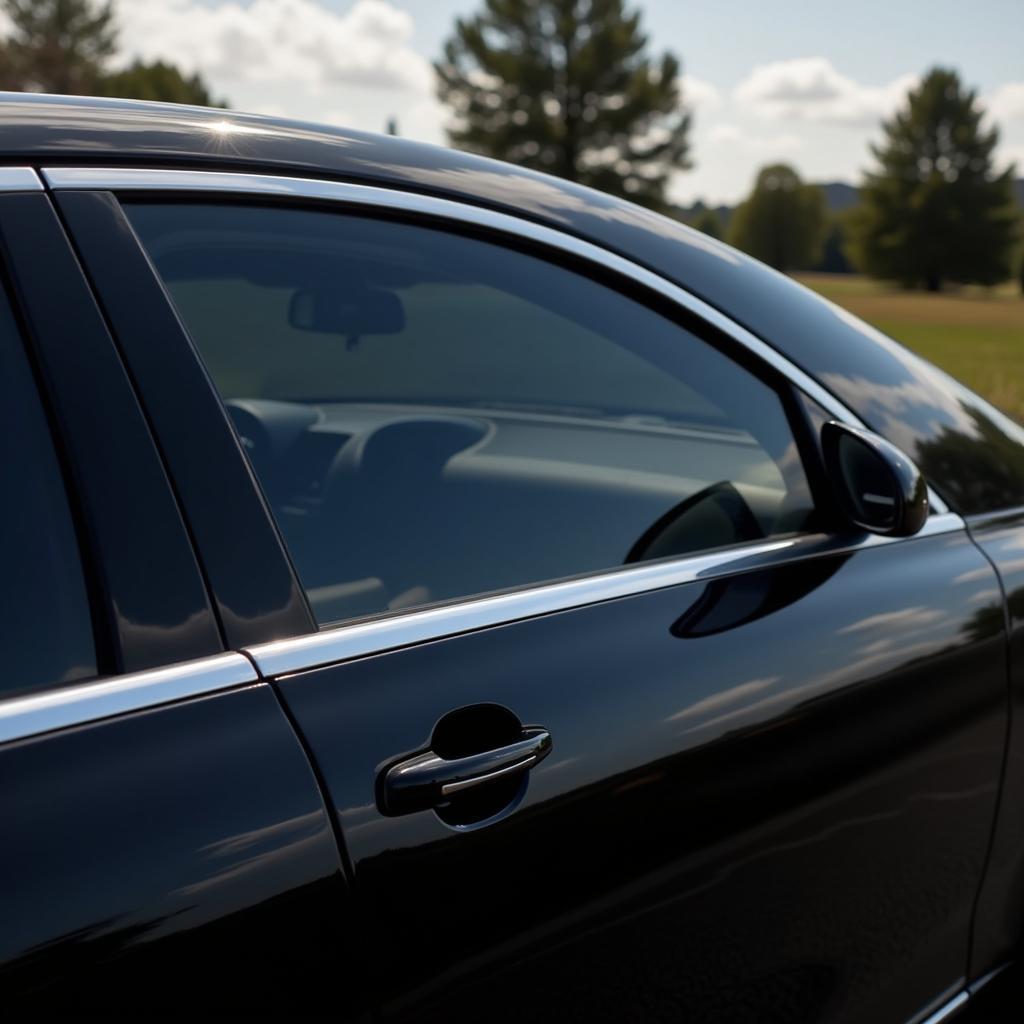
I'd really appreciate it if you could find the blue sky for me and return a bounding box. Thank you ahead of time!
[96,0,1024,204]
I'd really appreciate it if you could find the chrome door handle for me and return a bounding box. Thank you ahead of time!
[380,727,552,816]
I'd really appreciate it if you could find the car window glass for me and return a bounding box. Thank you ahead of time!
[0,281,97,696]
[125,203,816,626]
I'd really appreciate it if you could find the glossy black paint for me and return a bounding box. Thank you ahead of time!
[0,684,359,1013]
[0,191,221,672]
[54,189,315,647]
[962,510,1024,977]
[4,93,1023,514]
[278,532,1007,1024]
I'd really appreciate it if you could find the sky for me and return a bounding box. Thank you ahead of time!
[91,0,1024,204]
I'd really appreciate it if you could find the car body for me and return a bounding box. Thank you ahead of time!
[2,93,1024,1022]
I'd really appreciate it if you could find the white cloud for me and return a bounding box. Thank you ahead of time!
[708,122,802,153]
[997,144,1024,174]
[987,82,1024,123]
[116,0,433,94]
[734,57,916,125]
[682,75,722,111]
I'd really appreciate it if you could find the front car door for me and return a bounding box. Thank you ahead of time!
[56,170,1009,1024]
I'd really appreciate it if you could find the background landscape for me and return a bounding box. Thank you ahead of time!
[2,0,1021,416]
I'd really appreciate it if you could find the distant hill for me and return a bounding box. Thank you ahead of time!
[1016,178,1024,206]
[818,182,859,212]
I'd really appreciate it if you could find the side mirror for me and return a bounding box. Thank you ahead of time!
[821,421,929,537]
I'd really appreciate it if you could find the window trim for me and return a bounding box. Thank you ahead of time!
[0,167,43,193]
[247,514,963,676]
[0,652,256,746]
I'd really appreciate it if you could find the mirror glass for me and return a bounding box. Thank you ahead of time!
[835,432,899,531]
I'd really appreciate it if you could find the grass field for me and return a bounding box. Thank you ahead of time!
[794,273,1024,422]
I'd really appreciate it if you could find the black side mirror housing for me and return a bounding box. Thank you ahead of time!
[821,421,929,537]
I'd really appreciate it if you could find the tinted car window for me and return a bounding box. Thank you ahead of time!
[0,282,96,695]
[126,203,816,625]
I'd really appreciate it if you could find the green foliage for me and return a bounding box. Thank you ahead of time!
[847,67,1018,291]
[435,0,691,210]
[0,0,226,107]
[691,206,722,240]
[0,0,115,94]
[99,60,225,107]
[814,212,854,274]
[728,164,827,271]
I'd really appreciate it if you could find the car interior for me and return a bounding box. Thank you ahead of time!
[127,204,817,624]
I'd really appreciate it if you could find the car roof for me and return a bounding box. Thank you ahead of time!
[3,92,1023,515]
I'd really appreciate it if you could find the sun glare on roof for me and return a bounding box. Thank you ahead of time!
[189,119,273,137]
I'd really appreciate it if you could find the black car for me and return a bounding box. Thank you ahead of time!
[2,93,1024,1023]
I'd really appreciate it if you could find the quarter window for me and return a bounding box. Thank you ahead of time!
[0,282,96,695]
[125,203,816,625]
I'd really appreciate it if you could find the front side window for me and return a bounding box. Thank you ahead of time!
[126,203,816,625]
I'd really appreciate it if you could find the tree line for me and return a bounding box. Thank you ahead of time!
[697,69,1020,293]
[437,1,1020,293]
[2,0,1020,292]
[0,0,223,107]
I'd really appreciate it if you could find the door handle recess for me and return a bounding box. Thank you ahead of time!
[381,727,552,816]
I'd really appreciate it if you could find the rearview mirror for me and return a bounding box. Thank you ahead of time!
[821,421,929,537]
[289,286,405,337]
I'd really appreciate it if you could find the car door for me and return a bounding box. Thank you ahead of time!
[54,170,1009,1024]
[0,177,357,1013]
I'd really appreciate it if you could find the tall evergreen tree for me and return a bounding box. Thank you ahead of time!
[0,0,115,94]
[848,67,1018,291]
[435,0,691,210]
[728,164,827,272]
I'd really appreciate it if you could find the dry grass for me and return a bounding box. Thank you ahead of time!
[794,273,1024,421]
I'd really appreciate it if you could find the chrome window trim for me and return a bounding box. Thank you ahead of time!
[0,166,43,192]
[41,164,949,518]
[0,652,257,746]
[247,513,964,677]
[913,989,968,1024]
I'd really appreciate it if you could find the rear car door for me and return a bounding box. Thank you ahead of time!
[54,170,1010,1024]
[0,174,354,1013]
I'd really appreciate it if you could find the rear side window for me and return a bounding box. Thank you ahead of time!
[126,203,816,625]
[0,283,96,696]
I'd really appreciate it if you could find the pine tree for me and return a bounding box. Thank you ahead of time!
[0,0,116,94]
[848,67,1018,291]
[435,0,691,210]
[728,164,827,272]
